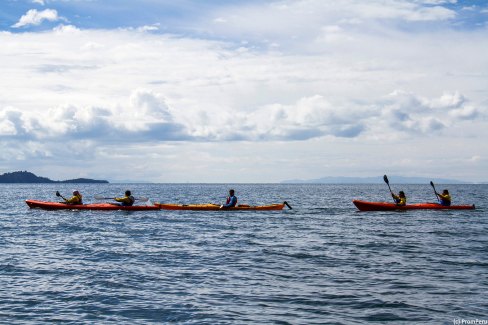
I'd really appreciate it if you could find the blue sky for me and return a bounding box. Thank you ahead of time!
[0,0,487,182]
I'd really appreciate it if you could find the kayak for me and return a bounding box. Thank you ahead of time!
[157,202,289,211]
[353,200,475,211]
[25,199,160,211]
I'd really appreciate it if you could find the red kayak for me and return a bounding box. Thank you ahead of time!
[353,200,475,211]
[26,199,160,211]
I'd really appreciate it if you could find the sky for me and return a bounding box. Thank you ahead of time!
[0,0,487,183]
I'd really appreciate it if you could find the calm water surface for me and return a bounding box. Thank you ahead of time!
[1,183,487,324]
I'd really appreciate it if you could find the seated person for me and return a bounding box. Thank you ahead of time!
[221,189,237,208]
[392,191,406,206]
[436,189,451,206]
[115,190,135,206]
[64,190,83,205]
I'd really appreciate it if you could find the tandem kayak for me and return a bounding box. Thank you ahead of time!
[157,201,291,211]
[25,199,160,211]
[353,200,475,212]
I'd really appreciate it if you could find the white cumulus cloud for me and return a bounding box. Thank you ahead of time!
[12,9,61,28]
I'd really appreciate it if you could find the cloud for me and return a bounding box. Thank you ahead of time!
[1,89,190,144]
[416,0,457,4]
[0,109,23,136]
[129,89,173,123]
[32,0,45,5]
[370,90,485,137]
[5,88,479,147]
[0,108,35,139]
[137,24,160,32]
[193,0,458,50]
[12,9,62,28]
[249,95,367,140]
[0,25,485,144]
[0,2,487,182]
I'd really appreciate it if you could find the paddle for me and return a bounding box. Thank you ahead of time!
[284,201,293,209]
[430,181,440,203]
[55,191,67,201]
[94,195,149,202]
[383,175,395,203]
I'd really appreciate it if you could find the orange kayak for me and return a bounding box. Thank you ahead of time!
[353,200,475,211]
[157,202,291,211]
[26,199,160,211]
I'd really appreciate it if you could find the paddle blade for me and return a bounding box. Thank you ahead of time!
[94,195,113,200]
[383,175,389,185]
[430,181,439,202]
[55,191,61,197]
[284,201,292,210]
[430,181,437,193]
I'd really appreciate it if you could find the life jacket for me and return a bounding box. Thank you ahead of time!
[439,194,451,206]
[392,194,406,206]
[122,195,135,206]
[226,195,238,207]
[66,193,83,205]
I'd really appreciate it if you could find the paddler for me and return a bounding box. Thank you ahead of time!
[220,189,237,209]
[64,190,83,205]
[115,190,135,206]
[435,189,451,206]
[392,191,406,206]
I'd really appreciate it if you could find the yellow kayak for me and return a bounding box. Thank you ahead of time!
[157,201,291,211]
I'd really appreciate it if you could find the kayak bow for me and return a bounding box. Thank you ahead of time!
[25,199,160,211]
[353,200,475,212]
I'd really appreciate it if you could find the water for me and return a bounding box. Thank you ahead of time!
[1,183,487,324]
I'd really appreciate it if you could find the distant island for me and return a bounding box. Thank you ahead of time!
[0,171,109,183]
[281,175,470,184]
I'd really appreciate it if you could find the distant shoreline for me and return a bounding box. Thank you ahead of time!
[0,171,109,184]
[0,171,484,184]
[281,175,476,184]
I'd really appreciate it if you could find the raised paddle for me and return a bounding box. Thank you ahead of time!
[430,181,440,203]
[384,175,393,193]
[94,195,149,202]
[284,201,293,210]
[55,191,67,201]
[383,175,396,203]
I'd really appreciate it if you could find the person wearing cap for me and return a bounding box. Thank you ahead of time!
[64,190,83,205]
[115,190,135,206]
[220,189,238,209]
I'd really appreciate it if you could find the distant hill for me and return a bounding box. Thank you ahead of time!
[0,171,109,183]
[281,175,470,184]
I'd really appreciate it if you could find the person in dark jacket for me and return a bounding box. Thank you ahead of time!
[221,189,237,208]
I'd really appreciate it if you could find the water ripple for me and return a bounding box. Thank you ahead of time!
[0,184,487,323]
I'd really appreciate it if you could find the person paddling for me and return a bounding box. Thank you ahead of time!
[435,189,451,206]
[115,190,135,206]
[63,190,83,205]
[220,189,237,209]
[392,191,406,206]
